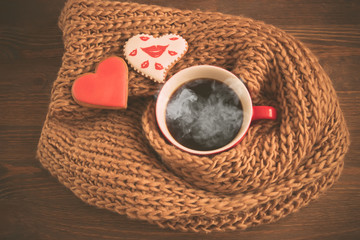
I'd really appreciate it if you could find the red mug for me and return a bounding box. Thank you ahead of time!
[156,65,276,155]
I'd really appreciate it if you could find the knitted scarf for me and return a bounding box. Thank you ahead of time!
[37,0,350,232]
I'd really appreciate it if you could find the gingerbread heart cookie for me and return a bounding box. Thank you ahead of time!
[72,56,128,109]
[124,34,188,83]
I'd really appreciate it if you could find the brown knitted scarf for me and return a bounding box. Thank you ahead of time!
[37,0,350,232]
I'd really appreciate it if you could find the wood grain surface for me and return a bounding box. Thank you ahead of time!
[1,0,359,239]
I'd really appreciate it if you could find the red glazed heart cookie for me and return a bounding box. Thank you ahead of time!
[124,34,188,83]
[72,56,128,109]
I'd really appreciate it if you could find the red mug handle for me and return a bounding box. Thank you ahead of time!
[252,106,277,121]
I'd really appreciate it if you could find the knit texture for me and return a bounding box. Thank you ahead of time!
[37,0,350,232]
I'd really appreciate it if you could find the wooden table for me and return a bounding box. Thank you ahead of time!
[1,0,359,239]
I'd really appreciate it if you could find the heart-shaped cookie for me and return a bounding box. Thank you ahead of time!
[124,34,188,83]
[72,56,128,109]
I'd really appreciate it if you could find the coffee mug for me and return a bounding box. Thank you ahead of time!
[156,65,276,155]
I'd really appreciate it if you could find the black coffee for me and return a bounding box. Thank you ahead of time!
[166,78,243,151]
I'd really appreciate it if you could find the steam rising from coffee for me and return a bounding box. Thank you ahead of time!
[166,78,243,151]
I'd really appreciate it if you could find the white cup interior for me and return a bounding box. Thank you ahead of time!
[156,65,253,155]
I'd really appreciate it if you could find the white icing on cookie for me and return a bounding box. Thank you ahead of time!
[124,34,188,83]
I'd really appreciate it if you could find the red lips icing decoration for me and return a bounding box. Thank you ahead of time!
[124,34,188,83]
[72,56,128,109]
